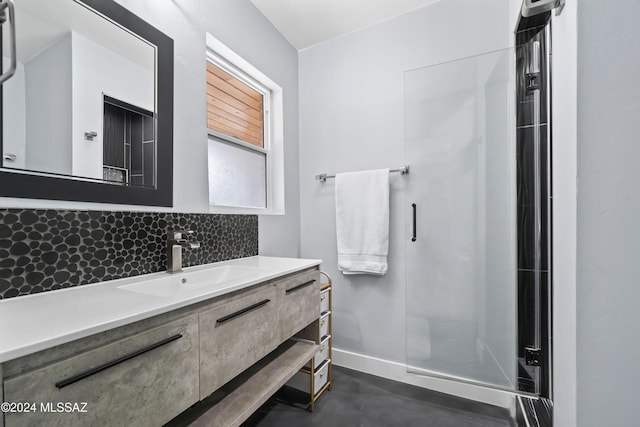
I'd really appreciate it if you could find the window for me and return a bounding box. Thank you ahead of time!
[206,61,264,148]
[206,59,268,208]
[206,34,284,214]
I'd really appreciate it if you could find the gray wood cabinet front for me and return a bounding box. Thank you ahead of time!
[277,269,321,342]
[3,314,199,427]
[199,284,279,398]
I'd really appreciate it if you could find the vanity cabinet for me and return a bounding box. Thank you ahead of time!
[1,264,321,427]
[3,314,199,427]
[199,285,279,397]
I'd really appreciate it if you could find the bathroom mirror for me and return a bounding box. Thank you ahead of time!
[0,0,173,206]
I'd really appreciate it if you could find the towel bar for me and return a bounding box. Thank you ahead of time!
[315,165,409,182]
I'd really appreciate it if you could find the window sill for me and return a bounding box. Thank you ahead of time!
[208,204,284,216]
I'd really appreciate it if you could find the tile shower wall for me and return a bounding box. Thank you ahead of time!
[0,209,258,299]
[515,12,552,398]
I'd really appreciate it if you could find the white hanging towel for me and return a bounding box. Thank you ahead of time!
[335,168,389,275]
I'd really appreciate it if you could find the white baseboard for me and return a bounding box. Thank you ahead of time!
[332,347,516,410]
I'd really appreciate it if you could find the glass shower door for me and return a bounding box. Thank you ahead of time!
[404,48,521,390]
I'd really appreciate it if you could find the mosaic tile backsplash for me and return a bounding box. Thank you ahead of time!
[0,209,258,299]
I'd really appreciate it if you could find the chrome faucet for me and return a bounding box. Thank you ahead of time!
[167,230,200,273]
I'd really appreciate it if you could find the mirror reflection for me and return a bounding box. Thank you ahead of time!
[1,0,156,188]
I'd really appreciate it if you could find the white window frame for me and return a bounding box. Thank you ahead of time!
[206,33,284,215]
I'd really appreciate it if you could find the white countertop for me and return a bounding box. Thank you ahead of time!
[0,256,321,363]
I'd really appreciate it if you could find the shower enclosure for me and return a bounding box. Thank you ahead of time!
[404,11,552,398]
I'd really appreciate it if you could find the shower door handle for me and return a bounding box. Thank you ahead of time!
[411,203,417,242]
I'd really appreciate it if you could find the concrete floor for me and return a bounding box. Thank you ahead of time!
[241,366,515,427]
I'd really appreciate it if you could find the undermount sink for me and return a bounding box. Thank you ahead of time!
[118,265,260,298]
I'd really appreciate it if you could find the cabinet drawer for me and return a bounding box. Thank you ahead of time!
[305,335,331,370]
[199,284,278,398]
[314,359,331,395]
[277,269,320,341]
[319,311,330,338]
[288,359,331,396]
[320,288,330,314]
[3,314,199,427]
[316,335,331,368]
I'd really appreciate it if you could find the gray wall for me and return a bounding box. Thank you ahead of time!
[551,2,578,425]
[576,0,640,425]
[113,0,301,258]
[24,34,72,175]
[2,59,26,170]
[299,0,519,364]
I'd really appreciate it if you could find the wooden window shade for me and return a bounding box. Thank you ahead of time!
[206,61,264,148]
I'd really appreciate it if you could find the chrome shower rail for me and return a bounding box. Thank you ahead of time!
[315,165,409,182]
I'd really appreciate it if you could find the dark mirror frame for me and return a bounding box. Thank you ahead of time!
[0,0,173,207]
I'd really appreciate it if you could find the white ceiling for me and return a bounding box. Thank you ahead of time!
[250,0,442,50]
